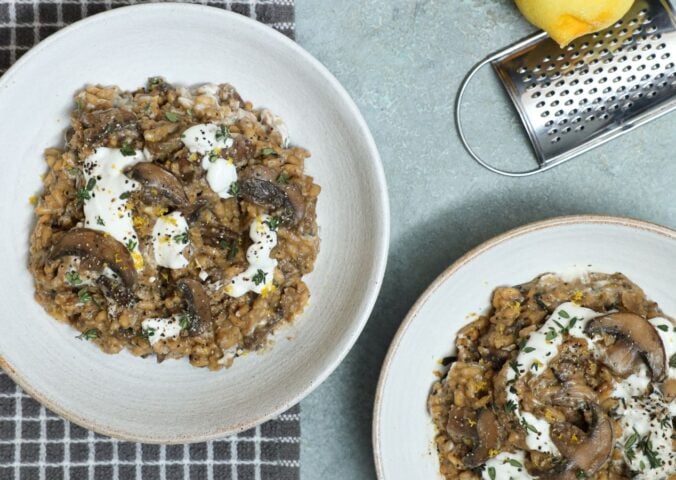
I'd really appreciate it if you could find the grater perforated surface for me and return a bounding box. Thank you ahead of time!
[492,0,676,167]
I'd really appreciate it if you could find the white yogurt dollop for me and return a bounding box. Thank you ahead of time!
[141,316,183,346]
[224,215,277,298]
[81,147,145,270]
[505,302,603,455]
[615,391,675,479]
[205,157,238,198]
[181,123,238,199]
[181,123,233,156]
[611,365,652,400]
[649,317,676,380]
[152,211,190,269]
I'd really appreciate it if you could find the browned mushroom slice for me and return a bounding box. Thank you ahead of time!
[662,378,676,400]
[181,199,209,224]
[81,108,139,145]
[601,338,641,377]
[176,278,213,338]
[550,423,586,459]
[49,228,136,288]
[444,406,478,442]
[585,313,667,381]
[443,406,501,468]
[462,409,500,468]
[552,381,597,408]
[176,156,196,183]
[547,403,613,479]
[239,165,305,226]
[567,403,613,472]
[143,122,184,160]
[227,136,256,166]
[96,275,136,307]
[127,162,188,207]
[200,225,239,249]
[281,183,306,225]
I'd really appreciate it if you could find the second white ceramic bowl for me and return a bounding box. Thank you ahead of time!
[373,215,675,479]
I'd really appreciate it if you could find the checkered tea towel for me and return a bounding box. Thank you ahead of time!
[0,2,299,479]
[0,372,300,479]
[0,0,295,74]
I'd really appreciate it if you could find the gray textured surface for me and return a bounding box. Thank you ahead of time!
[296,1,676,479]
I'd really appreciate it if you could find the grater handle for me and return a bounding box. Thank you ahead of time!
[455,55,570,177]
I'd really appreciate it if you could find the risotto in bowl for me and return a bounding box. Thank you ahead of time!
[30,78,320,370]
[374,216,675,480]
[428,272,675,480]
[0,4,388,442]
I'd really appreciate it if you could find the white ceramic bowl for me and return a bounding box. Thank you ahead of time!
[373,216,675,479]
[0,4,389,443]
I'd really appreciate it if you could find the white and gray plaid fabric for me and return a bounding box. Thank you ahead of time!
[0,0,295,73]
[0,372,300,479]
[0,1,299,479]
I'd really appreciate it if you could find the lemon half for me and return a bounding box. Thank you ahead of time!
[515,0,635,47]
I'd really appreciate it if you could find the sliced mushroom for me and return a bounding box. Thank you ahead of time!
[443,406,500,468]
[49,228,136,288]
[127,162,188,207]
[65,127,76,147]
[182,199,209,224]
[239,165,305,226]
[176,278,213,338]
[548,403,613,478]
[81,108,138,145]
[281,184,306,225]
[227,136,256,166]
[601,338,641,377]
[445,406,478,442]
[176,200,240,248]
[552,381,597,408]
[662,378,676,400]
[585,313,666,381]
[200,225,239,249]
[176,156,196,183]
[143,122,184,159]
[550,422,586,459]
[96,275,136,307]
[462,409,500,468]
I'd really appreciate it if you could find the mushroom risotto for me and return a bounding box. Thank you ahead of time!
[429,272,675,480]
[29,79,320,370]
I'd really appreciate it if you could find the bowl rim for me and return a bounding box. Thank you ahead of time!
[372,214,675,478]
[0,3,390,443]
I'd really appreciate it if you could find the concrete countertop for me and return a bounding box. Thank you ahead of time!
[295,1,675,478]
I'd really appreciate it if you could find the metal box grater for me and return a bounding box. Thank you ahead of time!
[456,0,676,176]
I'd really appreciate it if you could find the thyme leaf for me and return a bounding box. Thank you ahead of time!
[252,269,267,286]
[76,328,100,341]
